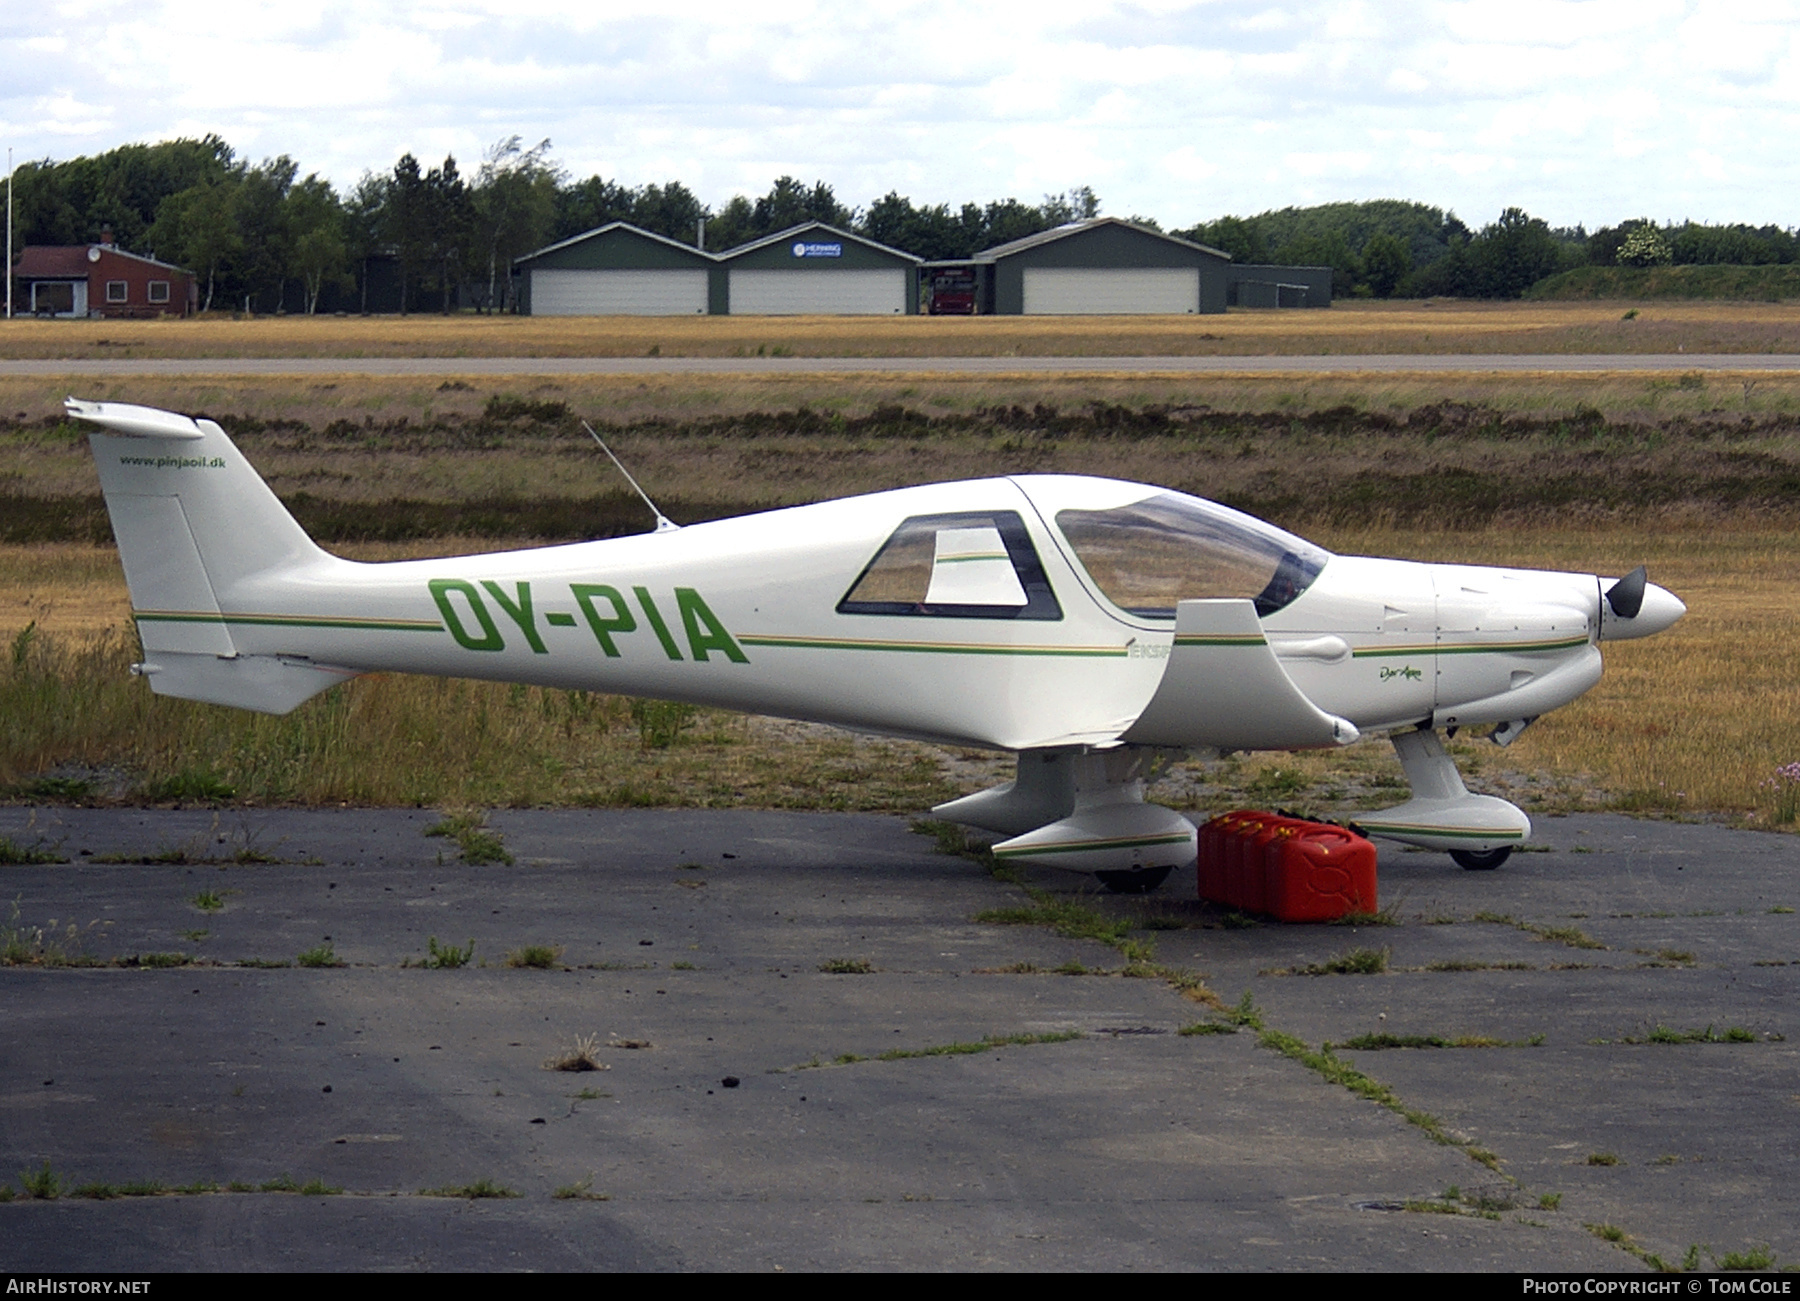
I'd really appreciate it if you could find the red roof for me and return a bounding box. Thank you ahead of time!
[12,244,193,278]
[13,246,93,277]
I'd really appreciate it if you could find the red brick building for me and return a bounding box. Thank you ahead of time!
[12,235,197,318]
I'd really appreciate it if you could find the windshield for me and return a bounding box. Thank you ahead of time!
[1055,491,1328,618]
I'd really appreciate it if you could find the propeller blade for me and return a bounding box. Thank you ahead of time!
[1606,565,1647,619]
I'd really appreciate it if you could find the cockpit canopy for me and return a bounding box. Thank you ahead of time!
[1050,488,1329,618]
[834,478,1331,623]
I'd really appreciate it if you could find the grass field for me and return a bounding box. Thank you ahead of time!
[5,371,1800,547]
[1,299,1798,360]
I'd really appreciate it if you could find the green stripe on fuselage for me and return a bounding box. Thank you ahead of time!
[737,634,1126,657]
[134,611,443,633]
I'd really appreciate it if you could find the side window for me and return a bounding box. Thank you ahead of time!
[106,280,129,303]
[147,281,170,304]
[838,511,1061,620]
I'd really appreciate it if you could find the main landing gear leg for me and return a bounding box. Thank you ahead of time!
[935,747,1196,893]
[1358,727,1530,870]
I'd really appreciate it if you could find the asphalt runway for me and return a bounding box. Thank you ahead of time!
[1,807,1794,1271]
[4,352,1800,379]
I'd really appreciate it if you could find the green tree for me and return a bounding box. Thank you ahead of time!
[631,182,708,245]
[1617,224,1672,267]
[148,181,242,312]
[1361,231,1412,297]
[1186,215,1268,263]
[1464,207,1571,297]
[232,157,297,311]
[284,175,350,314]
[751,176,852,235]
[473,136,561,311]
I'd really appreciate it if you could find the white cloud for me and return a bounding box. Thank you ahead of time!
[1,0,1796,227]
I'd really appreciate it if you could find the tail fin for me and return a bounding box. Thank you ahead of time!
[69,398,350,713]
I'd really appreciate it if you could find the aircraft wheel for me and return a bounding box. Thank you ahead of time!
[1095,865,1173,894]
[1450,847,1513,871]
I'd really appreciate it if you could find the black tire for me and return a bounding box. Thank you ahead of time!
[1450,846,1513,871]
[1095,865,1174,894]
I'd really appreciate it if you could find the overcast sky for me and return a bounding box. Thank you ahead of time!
[5,1,1796,230]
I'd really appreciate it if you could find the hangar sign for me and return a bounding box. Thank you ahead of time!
[792,241,843,258]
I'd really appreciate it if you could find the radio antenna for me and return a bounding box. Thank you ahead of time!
[582,420,679,533]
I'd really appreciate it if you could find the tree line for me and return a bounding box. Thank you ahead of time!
[9,135,1796,312]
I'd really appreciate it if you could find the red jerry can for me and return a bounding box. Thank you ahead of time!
[1197,814,1235,902]
[1200,810,1258,905]
[1265,824,1378,922]
[1239,815,1300,915]
[1221,811,1270,909]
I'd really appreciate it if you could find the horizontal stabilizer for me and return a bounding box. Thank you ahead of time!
[134,653,357,715]
[1122,598,1357,750]
[65,398,206,441]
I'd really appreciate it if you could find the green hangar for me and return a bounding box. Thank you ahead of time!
[514,215,1327,316]
[513,220,919,316]
[972,218,1234,315]
[716,222,919,315]
[514,222,717,316]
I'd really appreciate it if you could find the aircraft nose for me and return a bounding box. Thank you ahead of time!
[1600,579,1686,641]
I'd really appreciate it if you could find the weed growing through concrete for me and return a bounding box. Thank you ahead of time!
[1332,1032,1544,1051]
[818,958,874,974]
[296,943,344,968]
[1268,947,1390,977]
[1473,911,1608,950]
[1331,901,1400,927]
[544,1033,607,1072]
[1588,1152,1622,1166]
[552,1177,610,1201]
[419,1180,519,1199]
[17,1161,60,1199]
[1603,1024,1782,1045]
[506,944,564,969]
[0,835,65,865]
[1177,1022,1237,1036]
[796,1031,1083,1071]
[192,890,225,912]
[975,894,1154,963]
[1235,993,1503,1171]
[414,936,474,969]
[1,899,108,967]
[1715,1246,1777,1271]
[873,1031,1082,1062]
[425,810,515,865]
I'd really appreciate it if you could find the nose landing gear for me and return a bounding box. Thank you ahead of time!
[1358,727,1531,869]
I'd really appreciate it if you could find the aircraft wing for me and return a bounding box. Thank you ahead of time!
[1121,598,1358,750]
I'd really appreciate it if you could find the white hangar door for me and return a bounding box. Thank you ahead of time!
[729,269,906,315]
[530,269,709,316]
[1022,267,1200,314]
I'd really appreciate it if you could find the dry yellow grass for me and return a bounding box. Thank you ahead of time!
[7,370,1800,522]
[4,523,1792,822]
[2,299,1798,360]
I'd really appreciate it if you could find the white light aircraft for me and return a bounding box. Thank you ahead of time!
[70,398,1685,892]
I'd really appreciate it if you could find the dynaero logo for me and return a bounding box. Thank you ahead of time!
[792,241,842,258]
